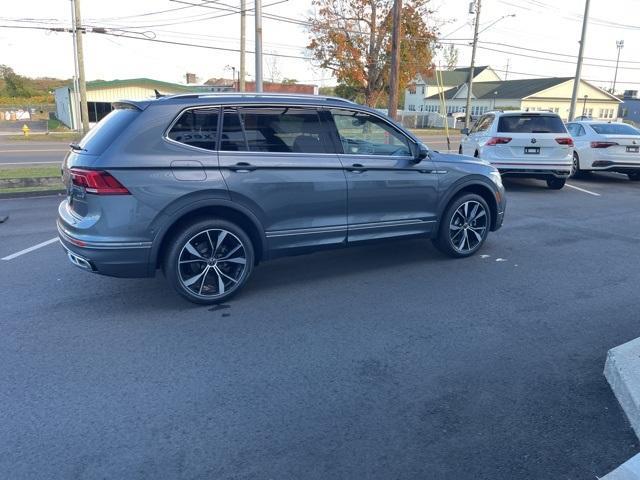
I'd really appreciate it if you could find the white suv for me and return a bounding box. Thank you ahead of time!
[459,111,574,189]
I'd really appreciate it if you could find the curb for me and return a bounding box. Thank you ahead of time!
[605,338,640,439]
[602,338,640,479]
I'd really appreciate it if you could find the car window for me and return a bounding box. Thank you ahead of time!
[330,109,412,156]
[167,107,220,151]
[577,125,586,136]
[78,105,140,154]
[589,123,640,135]
[476,115,494,133]
[566,123,578,136]
[219,106,332,153]
[497,114,566,133]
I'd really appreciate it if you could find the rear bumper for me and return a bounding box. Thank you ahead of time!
[497,168,571,179]
[57,221,153,278]
[588,161,640,174]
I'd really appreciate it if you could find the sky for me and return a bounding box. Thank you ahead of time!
[1,0,639,94]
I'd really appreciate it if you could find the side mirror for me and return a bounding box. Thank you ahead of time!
[460,127,470,135]
[413,143,429,162]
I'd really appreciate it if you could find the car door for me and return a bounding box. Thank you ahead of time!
[328,108,439,242]
[218,105,347,252]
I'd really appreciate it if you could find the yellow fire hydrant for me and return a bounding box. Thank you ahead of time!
[22,124,30,137]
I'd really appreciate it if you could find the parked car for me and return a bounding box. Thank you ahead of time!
[459,111,574,189]
[58,94,506,304]
[566,121,640,181]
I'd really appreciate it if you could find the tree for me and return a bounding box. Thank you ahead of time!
[0,65,32,97]
[281,78,298,85]
[443,44,458,70]
[308,0,436,107]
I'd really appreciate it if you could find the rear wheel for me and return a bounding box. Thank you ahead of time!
[546,177,566,190]
[164,218,254,304]
[433,193,491,258]
[629,173,640,181]
[571,152,581,177]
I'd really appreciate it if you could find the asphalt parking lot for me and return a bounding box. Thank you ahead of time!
[1,172,639,479]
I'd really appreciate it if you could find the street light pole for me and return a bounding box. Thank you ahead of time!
[569,0,591,121]
[464,0,481,128]
[254,0,263,92]
[612,40,624,95]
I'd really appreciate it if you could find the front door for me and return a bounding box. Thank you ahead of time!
[218,105,347,253]
[329,108,439,242]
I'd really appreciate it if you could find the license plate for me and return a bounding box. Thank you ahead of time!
[524,147,540,154]
[626,146,639,153]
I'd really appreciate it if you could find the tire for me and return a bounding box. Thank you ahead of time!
[163,218,254,305]
[546,177,566,190]
[433,193,491,258]
[629,173,640,181]
[571,152,581,177]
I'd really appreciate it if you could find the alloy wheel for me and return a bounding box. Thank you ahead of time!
[449,201,488,253]
[177,229,247,299]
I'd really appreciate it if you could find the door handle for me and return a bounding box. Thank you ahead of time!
[346,163,367,172]
[229,162,256,172]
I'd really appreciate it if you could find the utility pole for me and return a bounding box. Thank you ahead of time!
[612,39,624,95]
[387,0,402,121]
[239,0,246,92]
[72,0,90,133]
[464,0,481,128]
[254,0,263,92]
[69,0,81,131]
[504,58,510,81]
[568,0,591,121]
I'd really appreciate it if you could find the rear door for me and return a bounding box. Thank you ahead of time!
[462,114,493,156]
[493,113,571,167]
[328,108,439,242]
[217,105,347,252]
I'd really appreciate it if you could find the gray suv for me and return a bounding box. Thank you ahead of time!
[58,94,506,304]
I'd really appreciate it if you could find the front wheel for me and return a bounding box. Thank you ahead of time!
[433,193,491,258]
[163,218,254,304]
[629,173,640,181]
[546,177,566,190]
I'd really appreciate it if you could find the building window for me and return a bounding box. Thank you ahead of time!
[420,85,425,95]
[408,104,416,111]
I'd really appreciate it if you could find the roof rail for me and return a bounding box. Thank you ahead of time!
[159,92,357,104]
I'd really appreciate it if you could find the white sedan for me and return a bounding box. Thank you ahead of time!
[566,121,640,181]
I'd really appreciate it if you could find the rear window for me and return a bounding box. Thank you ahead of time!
[497,114,566,134]
[590,123,639,135]
[78,105,140,154]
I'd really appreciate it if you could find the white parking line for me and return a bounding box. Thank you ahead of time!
[2,237,59,261]
[566,183,601,197]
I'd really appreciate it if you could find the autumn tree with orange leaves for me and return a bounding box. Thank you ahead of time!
[308,0,436,107]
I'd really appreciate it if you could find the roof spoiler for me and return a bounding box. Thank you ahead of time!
[112,100,149,111]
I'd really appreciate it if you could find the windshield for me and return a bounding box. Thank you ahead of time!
[497,114,566,134]
[590,123,640,135]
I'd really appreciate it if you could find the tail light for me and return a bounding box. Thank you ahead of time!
[69,168,130,195]
[555,137,574,146]
[485,137,512,146]
[590,141,618,149]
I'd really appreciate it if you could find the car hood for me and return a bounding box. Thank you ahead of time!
[430,151,492,167]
